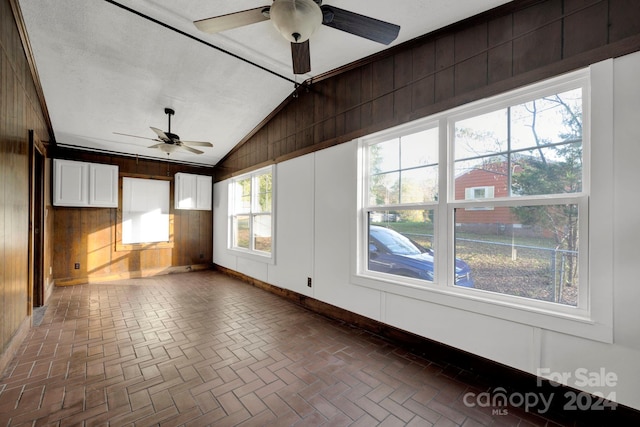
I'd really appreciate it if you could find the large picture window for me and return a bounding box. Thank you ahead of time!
[359,71,589,315]
[229,166,274,257]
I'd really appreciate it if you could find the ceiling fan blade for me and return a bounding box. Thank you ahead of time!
[320,6,400,45]
[179,144,204,155]
[150,127,170,142]
[194,6,270,34]
[291,40,311,75]
[181,140,213,147]
[113,132,157,142]
[147,143,165,149]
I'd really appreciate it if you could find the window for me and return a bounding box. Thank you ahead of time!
[452,86,585,307]
[229,166,274,258]
[118,177,173,250]
[359,70,590,317]
[464,186,495,211]
[363,126,442,284]
[467,187,492,200]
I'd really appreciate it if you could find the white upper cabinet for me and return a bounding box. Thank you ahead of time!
[53,159,88,206]
[53,159,118,207]
[195,175,212,210]
[89,163,119,207]
[175,172,212,210]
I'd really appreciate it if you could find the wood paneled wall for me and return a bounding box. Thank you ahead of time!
[215,0,640,180]
[1,0,52,362]
[52,148,214,285]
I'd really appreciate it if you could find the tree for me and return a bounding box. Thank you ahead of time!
[510,93,582,288]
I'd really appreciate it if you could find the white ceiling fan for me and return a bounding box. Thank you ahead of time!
[114,108,213,155]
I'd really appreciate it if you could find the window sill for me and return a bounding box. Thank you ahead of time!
[227,248,275,265]
[116,241,174,252]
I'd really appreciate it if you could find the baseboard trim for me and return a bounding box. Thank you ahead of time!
[0,316,31,376]
[213,264,640,423]
[54,263,213,286]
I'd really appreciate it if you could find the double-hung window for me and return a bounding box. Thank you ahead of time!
[229,166,274,258]
[363,125,442,284]
[359,69,594,323]
[452,85,586,308]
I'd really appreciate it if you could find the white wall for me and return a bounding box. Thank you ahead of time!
[214,51,640,411]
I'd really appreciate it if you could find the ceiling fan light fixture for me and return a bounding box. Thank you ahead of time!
[157,143,181,154]
[270,0,322,43]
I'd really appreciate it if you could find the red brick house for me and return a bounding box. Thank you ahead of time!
[454,161,521,232]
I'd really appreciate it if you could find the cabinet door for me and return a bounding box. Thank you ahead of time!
[175,173,197,209]
[196,175,212,210]
[53,159,89,206]
[89,163,118,207]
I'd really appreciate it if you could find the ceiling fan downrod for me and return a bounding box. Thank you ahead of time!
[164,108,175,133]
[163,108,181,142]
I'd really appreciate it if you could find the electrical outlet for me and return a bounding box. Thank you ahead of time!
[74,263,80,270]
[307,277,312,288]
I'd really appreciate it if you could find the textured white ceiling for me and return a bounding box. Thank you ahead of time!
[18,0,512,166]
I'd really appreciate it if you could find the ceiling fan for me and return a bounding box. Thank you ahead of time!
[194,0,400,75]
[114,108,213,155]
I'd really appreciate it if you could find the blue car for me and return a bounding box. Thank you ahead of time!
[368,225,474,288]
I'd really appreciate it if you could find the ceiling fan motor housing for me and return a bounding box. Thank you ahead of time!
[165,132,180,143]
[271,0,322,43]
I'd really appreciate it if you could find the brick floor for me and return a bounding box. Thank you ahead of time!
[0,270,596,425]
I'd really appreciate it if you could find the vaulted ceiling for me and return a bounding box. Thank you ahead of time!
[18,0,512,166]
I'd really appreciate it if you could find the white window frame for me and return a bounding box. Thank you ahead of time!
[354,63,614,343]
[228,165,275,262]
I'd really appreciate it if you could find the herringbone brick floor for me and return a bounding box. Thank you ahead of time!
[0,270,559,426]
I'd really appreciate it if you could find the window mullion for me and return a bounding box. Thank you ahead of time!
[507,105,513,197]
[250,174,256,252]
[438,118,450,287]
[397,137,403,204]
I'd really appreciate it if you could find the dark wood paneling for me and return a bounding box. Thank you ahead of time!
[52,148,213,284]
[371,56,394,99]
[609,0,640,42]
[564,0,608,57]
[434,35,455,103]
[411,41,436,111]
[344,71,362,134]
[319,78,337,142]
[393,49,413,119]
[359,63,374,129]
[1,0,51,366]
[371,56,395,125]
[455,23,488,94]
[215,0,640,182]
[488,14,514,84]
[513,0,563,74]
